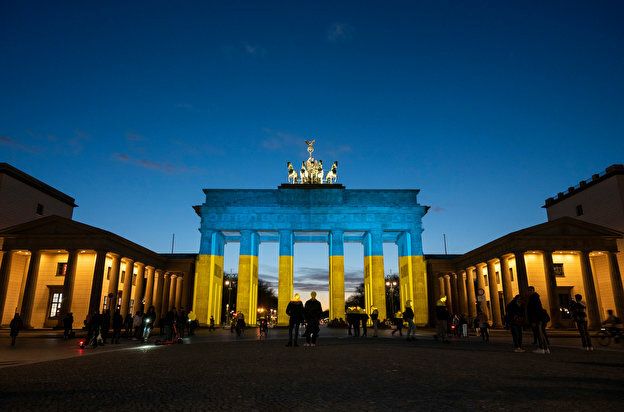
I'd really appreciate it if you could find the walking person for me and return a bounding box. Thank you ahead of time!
[505,295,525,352]
[569,294,593,351]
[9,313,23,347]
[477,311,489,343]
[132,310,143,340]
[209,315,216,331]
[434,297,449,343]
[404,300,416,341]
[304,291,323,346]
[286,294,304,347]
[370,306,379,337]
[391,310,403,336]
[142,306,156,343]
[526,286,549,354]
[62,312,74,340]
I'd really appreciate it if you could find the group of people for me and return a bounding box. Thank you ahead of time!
[285,291,322,346]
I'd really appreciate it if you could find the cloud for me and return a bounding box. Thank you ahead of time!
[243,42,266,57]
[327,144,352,158]
[327,23,354,43]
[125,132,144,142]
[261,128,304,151]
[67,130,90,154]
[112,153,189,174]
[0,135,40,153]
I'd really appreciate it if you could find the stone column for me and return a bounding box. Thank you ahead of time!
[133,263,146,313]
[161,273,171,316]
[475,264,490,318]
[195,230,225,325]
[513,251,529,296]
[120,259,135,317]
[328,230,345,321]
[88,251,108,315]
[486,260,502,327]
[143,266,155,311]
[542,250,561,327]
[438,276,445,299]
[396,230,428,325]
[607,251,624,319]
[458,271,468,315]
[175,275,183,309]
[168,274,177,310]
[466,267,477,318]
[278,229,295,326]
[19,250,42,328]
[153,270,164,321]
[363,230,386,319]
[443,274,453,313]
[579,251,601,329]
[237,230,259,325]
[107,254,122,307]
[499,256,513,306]
[58,249,79,323]
[451,273,459,314]
[0,251,14,319]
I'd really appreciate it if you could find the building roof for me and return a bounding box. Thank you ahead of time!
[0,163,77,207]
[543,164,624,208]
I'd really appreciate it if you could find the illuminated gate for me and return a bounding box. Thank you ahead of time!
[192,141,429,326]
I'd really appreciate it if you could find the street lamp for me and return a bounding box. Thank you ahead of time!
[386,279,397,316]
[225,278,233,325]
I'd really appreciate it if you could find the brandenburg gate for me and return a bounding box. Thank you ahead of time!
[193,141,429,326]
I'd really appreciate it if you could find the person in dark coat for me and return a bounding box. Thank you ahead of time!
[360,309,369,337]
[285,294,304,347]
[505,295,525,352]
[100,309,111,344]
[112,309,123,344]
[62,312,74,339]
[142,306,156,343]
[9,313,23,346]
[164,309,175,341]
[526,286,549,353]
[124,313,133,337]
[569,294,593,350]
[88,310,102,347]
[370,306,380,337]
[304,291,323,346]
[403,301,416,341]
[177,309,188,338]
[391,311,403,336]
[434,297,450,342]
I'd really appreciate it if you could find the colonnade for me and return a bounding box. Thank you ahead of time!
[435,249,624,329]
[194,228,428,327]
[0,249,187,328]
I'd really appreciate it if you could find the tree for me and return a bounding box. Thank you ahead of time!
[257,279,278,311]
[385,274,400,319]
[345,282,365,308]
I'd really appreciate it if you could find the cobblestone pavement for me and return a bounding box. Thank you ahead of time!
[1,329,623,411]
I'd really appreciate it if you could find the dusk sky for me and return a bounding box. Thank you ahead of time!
[2,2,623,305]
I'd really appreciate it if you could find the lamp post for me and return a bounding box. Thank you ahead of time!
[386,279,397,316]
[225,279,233,325]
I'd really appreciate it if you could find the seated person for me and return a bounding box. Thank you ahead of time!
[602,309,623,331]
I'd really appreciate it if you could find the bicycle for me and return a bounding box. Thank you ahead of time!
[596,327,623,346]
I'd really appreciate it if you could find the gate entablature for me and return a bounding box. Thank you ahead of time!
[193,140,429,326]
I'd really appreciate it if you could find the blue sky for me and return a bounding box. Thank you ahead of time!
[2,1,623,306]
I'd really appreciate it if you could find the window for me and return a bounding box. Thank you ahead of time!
[36,203,44,215]
[576,204,584,216]
[554,263,565,277]
[106,266,111,280]
[132,273,137,286]
[484,274,489,287]
[56,262,67,276]
[103,295,108,310]
[509,267,514,281]
[48,292,63,318]
[495,271,500,284]
[120,270,126,283]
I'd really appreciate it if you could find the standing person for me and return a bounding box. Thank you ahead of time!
[100,309,110,344]
[112,309,123,344]
[9,313,23,347]
[404,300,415,341]
[352,308,361,337]
[569,294,593,351]
[477,311,489,343]
[88,310,102,347]
[304,291,323,346]
[235,311,246,337]
[187,310,197,336]
[434,297,449,343]
[209,315,216,331]
[164,309,175,341]
[177,309,188,338]
[63,312,74,340]
[142,306,156,343]
[505,295,525,352]
[526,286,549,354]
[346,307,355,336]
[124,312,133,338]
[370,306,379,337]
[360,308,369,337]
[391,310,403,336]
[132,310,143,340]
[285,294,304,347]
